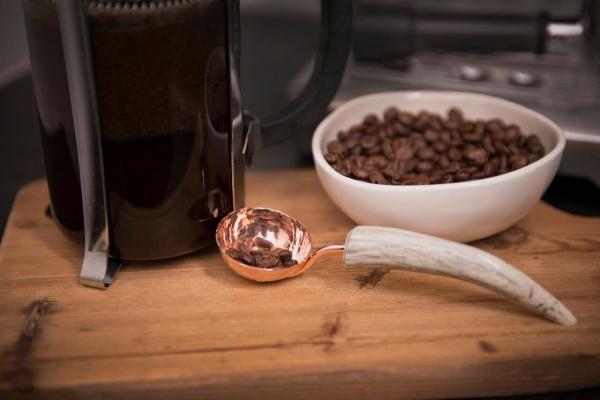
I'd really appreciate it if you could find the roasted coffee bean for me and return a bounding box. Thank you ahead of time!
[369,155,389,169]
[392,122,410,136]
[423,129,439,142]
[368,171,387,184]
[227,248,255,266]
[239,243,253,254]
[273,248,292,261]
[462,131,483,143]
[403,158,418,173]
[379,125,394,139]
[348,124,364,135]
[365,145,382,155]
[416,161,434,173]
[474,121,485,135]
[325,106,544,186]
[327,140,345,154]
[382,166,397,179]
[428,119,443,132]
[394,174,413,185]
[448,147,462,161]
[413,117,428,132]
[366,126,378,135]
[449,131,463,147]
[454,171,471,181]
[488,157,500,174]
[485,119,504,133]
[417,111,430,120]
[482,136,496,154]
[344,137,359,149]
[351,166,369,180]
[324,152,339,163]
[414,175,430,185]
[433,141,448,153]
[408,131,422,142]
[440,131,451,143]
[463,165,479,174]
[337,130,349,141]
[491,129,505,142]
[481,163,494,177]
[429,172,443,184]
[333,162,350,177]
[459,121,474,134]
[494,141,511,155]
[444,161,460,173]
[361,156,373,168]
[252,251,281,268]
[396,145,415,160]
[382,141,395,160]
[448,107,464,122]
[383,106,399,121]
[464,148,488,164]
[350,146,362,156]
[471,171,488,180]
[438,155,450,169]
[525,134,544,153]
[527,152,542,163]
[392,137,408,149]
[254,237,273,249]
[499,154,509,172]
[510,155,528,170]
[440,174,454,183]
[360,136,378,149]
[363,113,379,126]
[509,143,523,155]
[411,137,427,150]
[363,163,377,173]
[348,131,361,141]
[282,259,298,267]
[444,118,459,130]
[505,126,522,143]
[398,112,414,126]
[417,147,436,161]
[506,123,521,135]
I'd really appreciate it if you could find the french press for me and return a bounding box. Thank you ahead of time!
[22,0,353,288]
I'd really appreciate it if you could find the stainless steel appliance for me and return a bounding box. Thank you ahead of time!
[340,0,600,185]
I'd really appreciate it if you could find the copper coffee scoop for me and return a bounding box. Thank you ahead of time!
[215,207,577,326]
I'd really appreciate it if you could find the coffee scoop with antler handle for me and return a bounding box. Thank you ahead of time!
[216,207,577,326]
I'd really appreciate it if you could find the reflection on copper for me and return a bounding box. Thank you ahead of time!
[216,207,344,282]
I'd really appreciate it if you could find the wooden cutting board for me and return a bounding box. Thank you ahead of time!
[1,170,599,399]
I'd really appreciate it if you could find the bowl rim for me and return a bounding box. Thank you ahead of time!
[312,90,566,192]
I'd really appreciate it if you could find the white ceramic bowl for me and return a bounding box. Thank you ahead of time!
[312,91,565,242]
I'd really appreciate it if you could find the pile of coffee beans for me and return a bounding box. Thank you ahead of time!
[226,236,298,268]
[324,107,545,185]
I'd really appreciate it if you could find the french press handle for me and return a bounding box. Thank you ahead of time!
[243,0,354,158]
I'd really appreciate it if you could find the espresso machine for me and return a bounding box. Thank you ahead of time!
[22,0,352,288]
[342,0,600,186]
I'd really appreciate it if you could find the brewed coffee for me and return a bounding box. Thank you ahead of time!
[24,0,233,259]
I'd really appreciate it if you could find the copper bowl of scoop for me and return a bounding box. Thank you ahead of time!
[215,207,342,282]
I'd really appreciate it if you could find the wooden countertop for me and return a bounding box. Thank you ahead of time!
[1,170,599,399]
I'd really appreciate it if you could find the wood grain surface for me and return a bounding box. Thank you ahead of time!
[0,169,599,399]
